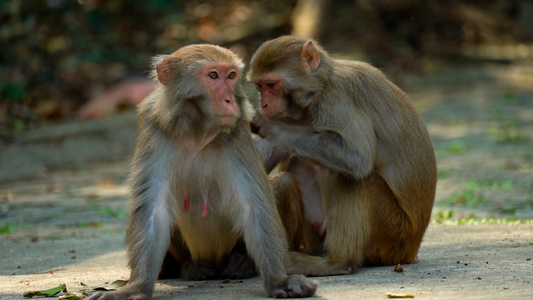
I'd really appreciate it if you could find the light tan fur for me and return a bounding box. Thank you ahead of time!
[88,44,317,300]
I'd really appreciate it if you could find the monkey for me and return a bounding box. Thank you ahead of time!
[268,171,310,254]
[88,44,318,300]
[247,35,437,276]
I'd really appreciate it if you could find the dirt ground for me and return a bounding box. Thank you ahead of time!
[1,63,532,299]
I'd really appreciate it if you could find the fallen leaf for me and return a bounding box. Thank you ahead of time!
[387,292,415,298]
[393,263,404,273]
[23,284,67,298]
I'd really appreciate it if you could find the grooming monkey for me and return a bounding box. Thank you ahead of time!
[248,36,437,276]
[88,44,317,300]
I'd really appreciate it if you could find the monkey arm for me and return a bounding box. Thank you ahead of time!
[124,128,175,298]
[253,133,291,173]
[229,126,289,277]
[258,120,375,179]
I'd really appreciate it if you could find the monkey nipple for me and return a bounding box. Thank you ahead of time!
[202,201,209,218]
[184,197,190,212]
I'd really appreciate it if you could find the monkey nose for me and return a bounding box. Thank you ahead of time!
[261,103,268,108]
[225,94,235,104]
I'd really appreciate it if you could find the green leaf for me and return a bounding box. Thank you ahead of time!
[23,284,67,298]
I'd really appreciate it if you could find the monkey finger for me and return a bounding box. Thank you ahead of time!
[300,280,319,297]
[252,112,267,129]
[287,283,302,297]
[258,127,267,139]
[270,275,318,298]
[87,290,147,300]
[286,275,318,298]
[251,114,273,138]
[274,289,289,298]
[250,121,261,134]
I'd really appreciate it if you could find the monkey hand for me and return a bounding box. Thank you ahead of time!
[250,113,262,134]
[251,113,273,139]
[269,274,318,298]
[87,285,148,300]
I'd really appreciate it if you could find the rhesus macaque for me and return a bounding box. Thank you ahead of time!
[248,36,437,276]
[88,44,317,300]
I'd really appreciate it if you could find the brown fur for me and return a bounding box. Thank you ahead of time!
[248,36,437,275]
[269,172,309,252]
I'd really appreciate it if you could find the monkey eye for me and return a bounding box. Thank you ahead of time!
[227,71,237,79]
[208,72,218,79]
[254,83,262,89]
[265,82,276,89]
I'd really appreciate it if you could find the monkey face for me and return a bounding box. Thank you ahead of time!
[154,45,246,130]
[253,76,289,120]
[247,37,324,123]
[197,63,241,126]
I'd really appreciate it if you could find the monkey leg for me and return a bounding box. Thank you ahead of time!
[269,171,321,254]
[269,171,351,277]
[287,251,352,276]
[316,177,372,274]
[279,177,363,276]
[323,175,421,270]
[89,177,174,300]
[160,232,257,280]
[363,175,422,266]
[158,229,189,279]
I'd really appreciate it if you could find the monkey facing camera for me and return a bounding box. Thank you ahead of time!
[88,44,317,300]
[249,35,438,276]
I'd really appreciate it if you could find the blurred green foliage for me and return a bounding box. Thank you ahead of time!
[448,140,465,154]
[0,0,532,133]
[440,179,516,208]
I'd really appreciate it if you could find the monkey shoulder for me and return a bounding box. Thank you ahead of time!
[333,59,380,75]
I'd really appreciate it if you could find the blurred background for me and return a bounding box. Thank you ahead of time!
[1,0,532,132]
[0,0,532,226]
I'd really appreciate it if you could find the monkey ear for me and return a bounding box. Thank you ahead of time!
[156,58,173,86]
[301,41,321,72]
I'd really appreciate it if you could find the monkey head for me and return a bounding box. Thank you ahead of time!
[154,44,251,128]
[247,36,329,121]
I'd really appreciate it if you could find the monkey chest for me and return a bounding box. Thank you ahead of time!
[171,153,240,260]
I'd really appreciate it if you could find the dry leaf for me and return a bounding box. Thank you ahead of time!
[387,292,415,298]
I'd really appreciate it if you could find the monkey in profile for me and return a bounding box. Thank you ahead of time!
[248,35,437,276]
[88,44,317,300]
